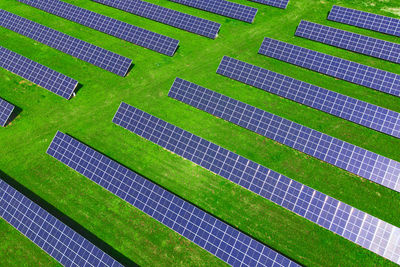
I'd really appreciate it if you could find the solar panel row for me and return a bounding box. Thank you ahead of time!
[247,0,289,9]
[295,20,400,64]
[168,0,258,23]
[0,98,14,127]
[0,46,78,100]
[17,0,179,56]
[216,56,400,139]
[112,103,400,265]
[168,77,400,192]
[0,179,123,267]
[92,0,221,39]
[0,9,132,76]
[47,131,300,267]
[258,37,400,98]
[328,5,400,38]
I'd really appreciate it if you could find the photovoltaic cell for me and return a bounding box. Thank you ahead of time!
[295,20,400,64]
[169,77,400,193]
[216,56,400,139]
[0,179,123,267]
[328,5,400,38]
[17,0,179,56]
[0,98,14,127]
[247,0,289,9]
[258,37,400,98]
[0,10,132,76]
[47,131,299,267]
[168,0,258,23]
[91,0,221,39]
[0,46,78,100]
[112,103,400,265]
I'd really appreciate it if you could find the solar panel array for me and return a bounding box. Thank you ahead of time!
[0,179,123,266]
[295,20,400,64]
[168,77,400,192]
[112,103,400,265]
[258,37,400,98]
[0,10,132,77]
[17,0,179,56]
[47,131,299,267]
[247,0,289,9]
[92,0,221,39]
[0,46,78,100]
[328,5,400,38]
[0,98,14,127]
[168,0,258,23]
[216,56,400,139]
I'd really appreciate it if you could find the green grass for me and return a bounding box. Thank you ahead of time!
[0,0,400,266]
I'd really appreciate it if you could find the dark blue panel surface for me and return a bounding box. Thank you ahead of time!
[0,98,14,127]
[247,0,289,9]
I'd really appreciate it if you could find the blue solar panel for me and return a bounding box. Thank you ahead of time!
[168,0,258,23]
[0,179,123,266]
[0,10,132,76]
[258,37,400,98]
[295,20,400,64]
[92,0,221,39]
[17,0,179,56]
[328,5,400,38]
[216,56,400,139]
[247,0,289,9]
[168,77,400,193]
[0,98,14,127]
[47,131,299,267]
[112,102,400,265]
[0,46,78,100]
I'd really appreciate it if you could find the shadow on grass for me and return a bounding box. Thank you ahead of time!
[0,169,139,267]
[6,105,22,126]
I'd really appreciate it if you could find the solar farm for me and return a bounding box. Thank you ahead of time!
[0,0,400,266]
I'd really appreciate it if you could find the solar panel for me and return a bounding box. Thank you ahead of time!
[328,5,400,38]
[0,179,123,266]
[0,46,78,100]
[167,0,258,23]
[91,0,221,39]
[216,56,400,139]
[168,77,400,193]
[17,0,179,57]
[247,0,289,9]
[258,37,400,98]
[295,20,400,64]
[0,98,15,127]
[0,10,132,77]
[112,102,400,265]
[47,131,299,267]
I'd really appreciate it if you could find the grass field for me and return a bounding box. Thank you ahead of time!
[1,0,400,266]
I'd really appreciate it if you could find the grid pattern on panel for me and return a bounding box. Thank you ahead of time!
[17,0,179,56]
[216,56,400,139]
[46,131,299,267]
[92,0,221,39]
[112,103,400,265]
[0,98,14,127]
[247,0,289,9]
[167,0,258,23]
[0,10,132,76]
[0,46,78,99]
[112,103,400,264]
[168,78,400,193]
[295,20,400,64]
[328,5,400,38]
[258,37,400,97]
[0,179,123,267]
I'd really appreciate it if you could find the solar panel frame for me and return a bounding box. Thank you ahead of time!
[216,56,400,139]
[258,37,400,98]
[17,0,179,56]
[0,179,123,267]
[112,103,400,265]
[46,131,300,267]
[0,46,78,100]
[295,20,400,64]
[167,0,258,23]
[246,0,289,9]
[328,5,400,38]
[91,0,221,39]
[0,98,15,127]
